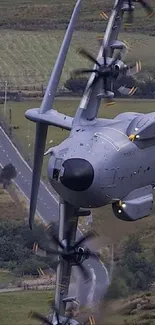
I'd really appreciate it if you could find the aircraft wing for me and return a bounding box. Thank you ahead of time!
[25,108,73,131]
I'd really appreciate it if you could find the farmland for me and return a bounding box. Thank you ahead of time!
[0,291,52,325]
[0,29,154,90]
[0,0,154,33]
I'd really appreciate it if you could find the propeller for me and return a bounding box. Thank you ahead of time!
[83,316,96,325]
[33,230,101,282]
[29,311,55,325]
[125,0,154,26]
[29,307,71,325]
[30,299,73,325]
[118,85,138,96]
[74,47,141,101]
[30,310,95,325]
[30,297,95,325]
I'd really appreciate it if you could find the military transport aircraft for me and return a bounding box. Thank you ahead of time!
[25,0,154,324]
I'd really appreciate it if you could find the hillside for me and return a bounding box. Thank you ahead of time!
[0,0,154,33]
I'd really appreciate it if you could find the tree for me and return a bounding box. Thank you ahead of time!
[0,163,17,188]
[106,276,129,299]
[121,235,155,291]
[123,234,142,256]
[64,77,88,94]
[0,236,30,263]
[16,256,49,276]
[0,219,58,274]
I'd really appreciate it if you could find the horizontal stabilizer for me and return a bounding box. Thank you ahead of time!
[25,108,73,131]
[112,185,153,221]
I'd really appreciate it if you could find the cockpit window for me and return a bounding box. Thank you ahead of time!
[53,158,63,181]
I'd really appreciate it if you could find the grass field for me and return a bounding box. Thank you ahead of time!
[0,270,17,287]
[0,291,53,325]
[0,0,154,33]
[1,98,155,244]
[0,185,28,220]
[0,289,155,325]
[0,270,28,289]
[0,29,154,89]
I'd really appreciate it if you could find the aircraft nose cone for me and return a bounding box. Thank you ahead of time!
[60,158,94,191]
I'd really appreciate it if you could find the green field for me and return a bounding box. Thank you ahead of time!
[0,270,17,287]
[2,98,155,244]
[0,291,52,325]
[0,29,154,89]
[1,289,155,325]
[0,0,154,33]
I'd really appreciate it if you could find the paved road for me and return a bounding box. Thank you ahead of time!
[0,126,109,306]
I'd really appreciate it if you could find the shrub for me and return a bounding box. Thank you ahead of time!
[64,75,155,99]
[15,256,49,276]
[0,219,58,275]
[106,276,129,299]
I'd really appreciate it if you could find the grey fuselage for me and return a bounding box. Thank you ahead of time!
[48,112,155,209]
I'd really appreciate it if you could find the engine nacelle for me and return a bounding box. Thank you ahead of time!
[114,60,127,72]
[112,185,153,221]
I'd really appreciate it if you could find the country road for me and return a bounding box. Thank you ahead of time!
[0,126,109,307]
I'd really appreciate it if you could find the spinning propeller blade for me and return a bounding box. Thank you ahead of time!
[125,0,154,26]
[100,11,109,20]
[29,311,54,325]
[118,86,138,96]
[75,41,141,102]
[72,69,99,76]
[33,228,100,282]
[77,48,101,67]
[75,45,140,102]
[138,0,154,16]
[126,60,142,76]
[51,233,65,250]
[26,0,82,229]
[72,231,95,249]
[30,301,73,325]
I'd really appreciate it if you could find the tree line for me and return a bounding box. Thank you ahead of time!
[0,219,59,276]
[64,75,155,99]
[106,234,155,299]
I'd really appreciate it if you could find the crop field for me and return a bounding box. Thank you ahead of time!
[0,29,154,89]
[1,98,155,244]
[0,0,154,33]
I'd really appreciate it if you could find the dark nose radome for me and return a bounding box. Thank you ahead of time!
[60,158,94,191]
